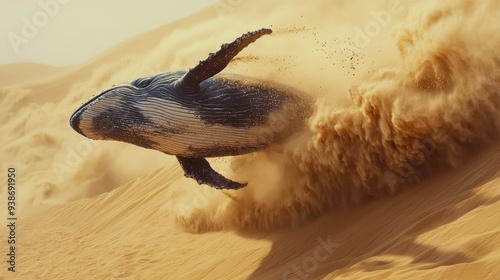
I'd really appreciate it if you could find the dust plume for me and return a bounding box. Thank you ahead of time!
[176,0,500,232]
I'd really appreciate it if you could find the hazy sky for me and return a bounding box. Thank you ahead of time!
[0,0,213,66]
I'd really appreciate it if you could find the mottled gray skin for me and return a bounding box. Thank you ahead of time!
[70,71,307,157]
[69,28,310,189]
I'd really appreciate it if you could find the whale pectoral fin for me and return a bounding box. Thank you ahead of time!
[176,156,247,190]
[178,28,272,93]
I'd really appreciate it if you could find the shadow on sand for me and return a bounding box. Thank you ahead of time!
[245,144,500,279]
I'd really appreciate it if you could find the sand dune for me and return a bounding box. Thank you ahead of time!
[1,0,499,279]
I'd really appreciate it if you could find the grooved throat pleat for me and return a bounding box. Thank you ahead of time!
[140,98,273,157]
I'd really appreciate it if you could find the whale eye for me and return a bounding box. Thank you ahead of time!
[135,78,153,88]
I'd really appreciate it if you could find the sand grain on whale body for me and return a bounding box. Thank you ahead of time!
[0,0,499,279]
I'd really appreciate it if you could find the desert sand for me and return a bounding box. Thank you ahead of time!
[1,0,499,279]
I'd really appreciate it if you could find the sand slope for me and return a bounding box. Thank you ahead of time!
[1,0,499,279]
[17,143,500,279]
